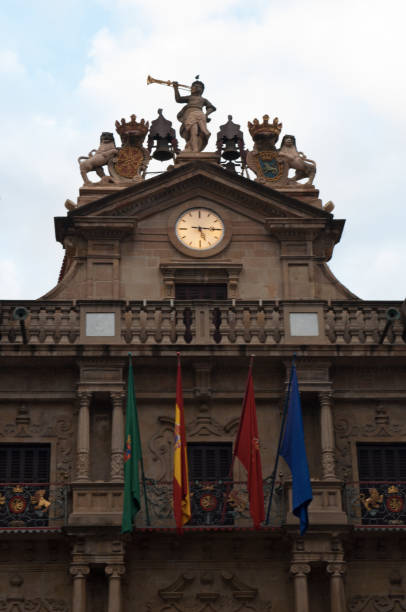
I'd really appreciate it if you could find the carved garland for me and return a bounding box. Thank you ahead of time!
[0,407,73,482]
[148,415,240,481]
[334,407,406,480]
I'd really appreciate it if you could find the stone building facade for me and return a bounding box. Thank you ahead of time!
[0,126,405,612]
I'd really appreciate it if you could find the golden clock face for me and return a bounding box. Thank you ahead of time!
[175,208,225,251]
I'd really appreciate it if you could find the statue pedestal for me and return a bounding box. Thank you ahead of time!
[274,186,322,208]
[175,152,220,166]
[77,183,129,207]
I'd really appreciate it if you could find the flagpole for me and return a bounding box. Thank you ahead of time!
[265,354,296,525]
[129,353,151,527]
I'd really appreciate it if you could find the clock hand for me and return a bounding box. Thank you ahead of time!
[191,226,221,231]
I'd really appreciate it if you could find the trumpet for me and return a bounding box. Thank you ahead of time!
[147,75,191,92]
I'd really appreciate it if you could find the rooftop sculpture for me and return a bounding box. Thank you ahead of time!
[72,76,321,208]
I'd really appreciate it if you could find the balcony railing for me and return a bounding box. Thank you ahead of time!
[344,481,406,527]
[0,483,68,530]
[134,478,285,530]
[0,300,404,346]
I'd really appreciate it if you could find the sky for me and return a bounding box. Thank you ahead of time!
[0,0,405,301]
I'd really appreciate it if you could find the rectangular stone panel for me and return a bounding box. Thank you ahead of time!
[289,312,319,336]
[85,312,115,336]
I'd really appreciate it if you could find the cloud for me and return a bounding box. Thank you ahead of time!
[0,49,25,76]
[1,0,405,300]
[0,260,23,298]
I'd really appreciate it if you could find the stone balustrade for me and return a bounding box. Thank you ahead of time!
[0,300,404,346]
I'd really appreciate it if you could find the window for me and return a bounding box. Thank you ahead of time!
[188,442,233,526]
[175,284,227,300]
[188,442,232,481]
[0,444,51,528]
[0,444,50,483]
[356,443,406,525]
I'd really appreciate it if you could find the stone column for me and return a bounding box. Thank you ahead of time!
[319,392,337,480]
[70,565,90,612]
[110,392,125,481]
[105,564,125,612]
[327,563,346,612]
[76,392,91,481]
[290,563,311,612]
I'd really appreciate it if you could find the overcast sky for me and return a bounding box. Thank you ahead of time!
[0,0,405,301]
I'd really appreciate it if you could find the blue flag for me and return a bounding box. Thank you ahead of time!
[280,364,312,534]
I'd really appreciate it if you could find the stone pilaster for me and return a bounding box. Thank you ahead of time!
[110,391,125,481]
[105,564,125,612]
[319,392,337,480]
[76,392,91,481]
[327,563,346,612]
[70,564,90,612]
[290,563,311,612]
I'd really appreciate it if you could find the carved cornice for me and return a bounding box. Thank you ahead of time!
[55,217,136,244]
[61,162,334,226]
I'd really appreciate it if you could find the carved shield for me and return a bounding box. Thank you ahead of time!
[259,151,283,181]
[385,493,404,514]
[108,144,149,183]
[246,150,288,185]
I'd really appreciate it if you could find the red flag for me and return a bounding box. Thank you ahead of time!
[173,353,191,533]
[234,361,265,528]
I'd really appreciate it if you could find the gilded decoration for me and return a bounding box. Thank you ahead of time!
[255,150,285,183]
[0,484,65,529]
[246,114,317,189]
[108,114,150,183]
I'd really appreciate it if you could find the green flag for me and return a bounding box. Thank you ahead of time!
[121,355,142,533]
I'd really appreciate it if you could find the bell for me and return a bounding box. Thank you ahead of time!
[148,109,179,162]
[222,138,240,161]
[153,137,173,161]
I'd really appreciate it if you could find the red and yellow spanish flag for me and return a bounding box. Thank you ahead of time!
[173,353,191,532]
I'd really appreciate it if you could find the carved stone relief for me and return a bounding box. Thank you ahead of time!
[144,570,271,612]
[347,566,406,611]
[334,407,406,480]
[148,415,240,481]
[0,574,69,612]
[348,595,406,611]
[0,406,73,481]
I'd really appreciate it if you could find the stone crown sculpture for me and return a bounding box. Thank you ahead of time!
[248,115,282,139]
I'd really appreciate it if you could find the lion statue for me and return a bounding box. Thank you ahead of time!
[278,135,316,186]
[78,132,118,185]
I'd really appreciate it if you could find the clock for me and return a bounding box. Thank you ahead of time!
[175,208,225,251]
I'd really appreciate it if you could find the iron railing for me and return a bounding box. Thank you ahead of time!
[344,481,406,526]
[135,478,285,529]
[0,483,68,530]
